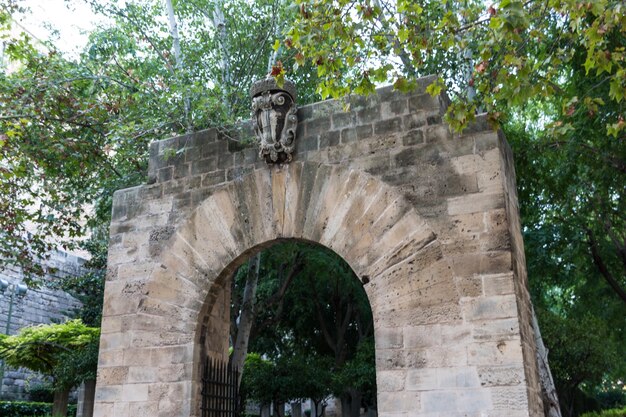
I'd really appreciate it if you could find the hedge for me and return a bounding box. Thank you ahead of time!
[581,408,626,417]
[0,401,77,417]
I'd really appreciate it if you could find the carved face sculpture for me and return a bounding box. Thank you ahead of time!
[251,78,298,164]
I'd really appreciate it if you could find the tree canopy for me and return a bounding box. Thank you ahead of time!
[0,319,99,383]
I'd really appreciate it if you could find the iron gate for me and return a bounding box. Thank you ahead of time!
[201,357,240,417]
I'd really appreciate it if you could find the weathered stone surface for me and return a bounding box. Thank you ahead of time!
[95,75,544,417]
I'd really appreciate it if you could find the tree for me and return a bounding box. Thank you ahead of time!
[0,320,100,416]
[537,309,619,417]
[286,0,625,133]
[0,0,320,283]
[241,352,334,417]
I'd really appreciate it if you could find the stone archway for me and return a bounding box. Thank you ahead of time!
[169,164,448,416]
[94,76,544,417]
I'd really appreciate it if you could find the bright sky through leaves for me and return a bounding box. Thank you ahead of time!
[15,0,105,55]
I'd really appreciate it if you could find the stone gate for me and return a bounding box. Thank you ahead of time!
[94,75,544,417]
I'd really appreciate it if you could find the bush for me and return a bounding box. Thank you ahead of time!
[581,407,626,417]
[26,384,54,403]
[0,401,77,417]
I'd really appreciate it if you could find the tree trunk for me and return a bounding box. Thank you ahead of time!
[211,2,233,111]
[76,379,96,417]
[52,388,70,417]
[340,390,361,417]
[261,403,271,417]
[231,253,261,386]
[275,401,285,417]
[290,401,302,417]
[164,0,191,131]
[311,399,325,417]
[350,391,361,417]
[532,307,562,417]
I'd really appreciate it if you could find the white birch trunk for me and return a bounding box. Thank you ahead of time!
[164,0,191,131]
[211,3,233,111]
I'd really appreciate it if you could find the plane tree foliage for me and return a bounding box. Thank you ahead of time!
[286,0,625,134]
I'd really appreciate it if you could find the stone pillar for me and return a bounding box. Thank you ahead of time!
[76,379,96,417]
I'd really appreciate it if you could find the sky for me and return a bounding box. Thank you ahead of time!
[14,0,105,55]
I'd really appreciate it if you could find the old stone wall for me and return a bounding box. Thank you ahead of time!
[0,250,84,400]
[96,75,544,417]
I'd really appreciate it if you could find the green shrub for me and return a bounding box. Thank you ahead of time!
[0,401,77,417]
[581,407,626,417]
[26,383,55,403]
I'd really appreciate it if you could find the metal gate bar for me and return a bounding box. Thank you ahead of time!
[201,357,240,417]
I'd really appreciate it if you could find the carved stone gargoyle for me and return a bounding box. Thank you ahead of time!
[250,77,298,164]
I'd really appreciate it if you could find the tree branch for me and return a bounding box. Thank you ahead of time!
[586,228,626,304]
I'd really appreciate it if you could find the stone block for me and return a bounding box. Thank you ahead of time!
[425,345,468,367]
[378,391,420,412]
[454,276,483,297]
[93,402,114,417]
[95,385,122,402]
[437,367,481,389]
[120,383,150,402]
[377,370,407,392]
[306,117,332,136]
[403,112,427,130]
[402,129,425,146]
[191,157,217,175]
[128,366,159,383]
[128,401,159,417]
[319,130,340,148]
[447,192,505,216]
[423,124,451,144]
[450,251,512,277]
[440,324,472,345]
[376,327,404,349]
[357,105,381,125]
[483,272,515,296]
[406,368,437,391]
[467,340,524,366]
[477,366,525,387]
[382,99,408,119]
[403,325,441,348]
[98,366,129,385]
[409,94,439,112]
[356,124,373,139]
[332,111,357,129]
[462,294,518,322]
[490,386,529,410]
[421,390,458,413]
[472,318,521,341]
[374,117,403,136]
[457,388,493,411]
[341,127,358,143]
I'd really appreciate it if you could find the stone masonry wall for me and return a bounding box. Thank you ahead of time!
[96,74,544,417]
[0,250,84,400]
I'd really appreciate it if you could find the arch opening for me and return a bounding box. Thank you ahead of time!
[193,238,377,417]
